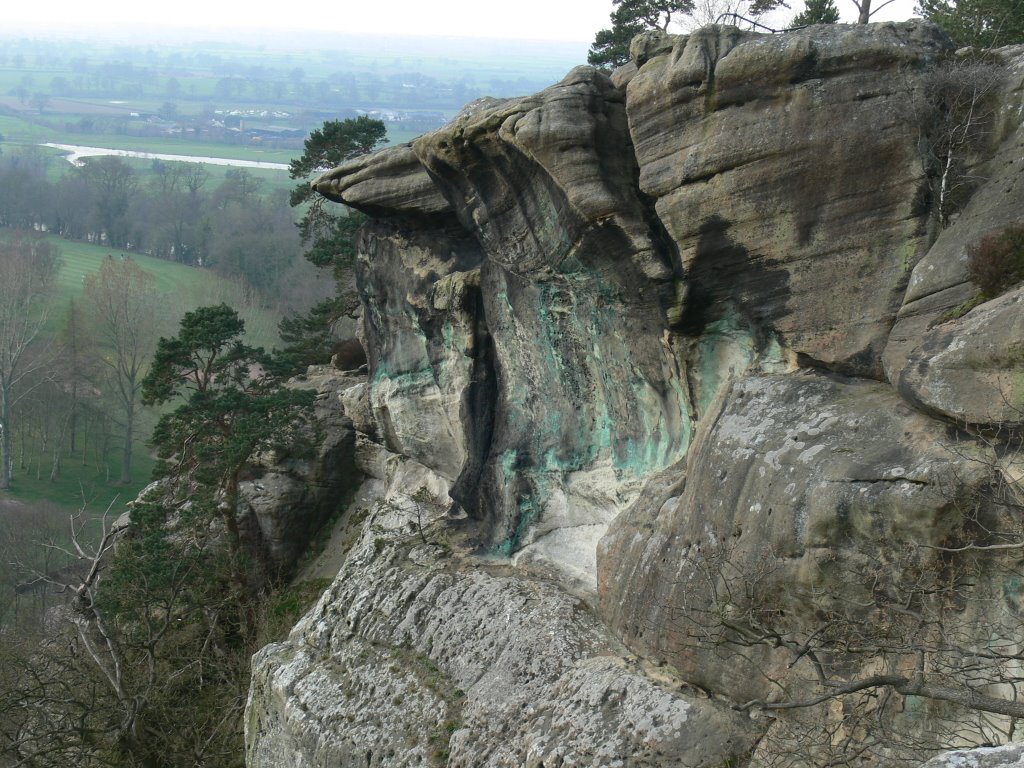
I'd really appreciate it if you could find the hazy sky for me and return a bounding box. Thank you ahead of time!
[6,0,920,42]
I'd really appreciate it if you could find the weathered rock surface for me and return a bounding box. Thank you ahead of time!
[628,22,949,377]
[891,286,1024,426]
[315,142,453,218]
[318,23,962,583]
[920,745,1024,768]
[357,222,486,485]
[333,65,693,580]
[247,450,758,767]
[883,46,1024,381]
[598,373,994,702]
[237,368,361,572]
[247,21,1024,768]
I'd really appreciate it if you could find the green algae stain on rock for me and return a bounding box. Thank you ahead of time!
[489,271,695,556]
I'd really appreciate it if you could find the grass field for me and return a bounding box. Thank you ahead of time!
[54,237,211,301]
[7,437,158,514]
[49,236,283,348]
[0,235,285,513]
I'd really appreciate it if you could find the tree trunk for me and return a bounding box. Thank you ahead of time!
[50,411,70,483]
[858,0,871,23]
[69,380,78,455]
[222,469,243,568]
[0,387,11,490]
[120,403,134,485]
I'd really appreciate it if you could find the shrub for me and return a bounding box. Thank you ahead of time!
[967,223,1024,297]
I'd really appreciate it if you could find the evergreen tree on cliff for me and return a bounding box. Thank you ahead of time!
[280,116,387,370]
[792,0,840,24]
[917,0,1024,46]
[589,1,694,68]
[142,304,314,617]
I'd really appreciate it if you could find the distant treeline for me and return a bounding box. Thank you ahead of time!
[0,146,318,304]
[0,35,564,120]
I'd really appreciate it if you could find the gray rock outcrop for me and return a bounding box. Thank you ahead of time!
[921,745,1024,768]
[246,22,1024,768]
[247,450,756,767]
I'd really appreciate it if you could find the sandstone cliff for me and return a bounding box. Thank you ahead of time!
[247,22,1024,767]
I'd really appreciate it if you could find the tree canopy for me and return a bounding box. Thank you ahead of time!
[0,306,317,767]
[142,303,248,404]
[792,0,841,24]
[589,1,694,68]
[288,115,387,209]
[84,256,167,484]
[278,116,386,371]
[917,0,1024,47]
[142,304,314,548]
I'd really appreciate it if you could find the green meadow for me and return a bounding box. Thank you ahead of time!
[49,236,283,347]
[3,235,284,513]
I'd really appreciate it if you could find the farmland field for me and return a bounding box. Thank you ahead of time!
[0,31,584,177]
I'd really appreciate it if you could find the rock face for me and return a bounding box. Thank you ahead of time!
[331,66,694,583]
[628,23,947,378]
[921,745,1024,768]
[237,368,361,573]
[599,373,994,705]
[247,450,757,768]
[247,23,1024,768]
[891,286,1024,426]
[884,46,1024,425]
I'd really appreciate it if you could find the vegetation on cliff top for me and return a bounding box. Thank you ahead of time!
[0,306,317,767]
[278,116,386,372]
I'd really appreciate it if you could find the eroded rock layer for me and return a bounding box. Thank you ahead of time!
[247,23,1024,768]
[247,451,756,767]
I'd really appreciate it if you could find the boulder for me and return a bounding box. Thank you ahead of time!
[598,373,995,704]
[891,286,1024,426]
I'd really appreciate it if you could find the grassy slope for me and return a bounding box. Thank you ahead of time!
[3,236,283,512]
[50,236,283,347]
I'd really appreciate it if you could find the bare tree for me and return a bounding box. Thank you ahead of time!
[79,156,138,249]
[691,0,789,28]
[1,499,250,767]
[84,257,168,485]
[915,55,1006,227]
[0,233,59,490]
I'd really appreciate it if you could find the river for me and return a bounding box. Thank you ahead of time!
[42,143,290,170]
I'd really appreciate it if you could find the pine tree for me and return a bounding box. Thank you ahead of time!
[917,0,1024,47]
[278,116,386,372]
[589,1,694,69]
[792,0,841,25]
